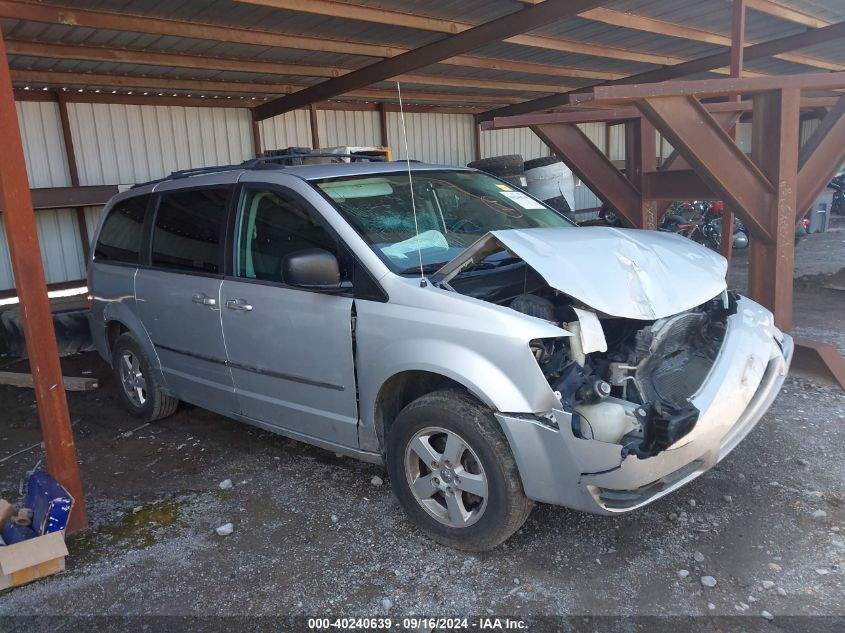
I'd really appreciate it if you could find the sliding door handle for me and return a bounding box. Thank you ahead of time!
[226,299,254,312]
[192,293,217,306]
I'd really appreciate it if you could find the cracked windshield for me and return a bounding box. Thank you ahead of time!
[315,169,574,273]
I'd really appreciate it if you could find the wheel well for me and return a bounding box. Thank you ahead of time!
[106,320,128,354]
[375,371,474,449]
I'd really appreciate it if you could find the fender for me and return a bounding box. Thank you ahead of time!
[356,337,562,452]
[101,300,169,390]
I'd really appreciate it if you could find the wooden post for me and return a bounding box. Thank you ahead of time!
[748,88,800,331]
[251,115,262,157]
[378,102,389,148]
[55,90,90,260]
[624,118,657,228]
[309,103,320,149]
[721,0,746,268]
[0,31,87,531]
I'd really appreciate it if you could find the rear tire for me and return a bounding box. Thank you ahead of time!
[386,389,533,551]
[523,155,561,171]
[467,154,524,178]
[111,333,179,421]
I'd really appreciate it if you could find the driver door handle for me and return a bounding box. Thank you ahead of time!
[192,293,217,307]
[226,298,254,312]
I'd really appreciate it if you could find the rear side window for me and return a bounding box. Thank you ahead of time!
[94,195,150,264]
[151,188,229,274]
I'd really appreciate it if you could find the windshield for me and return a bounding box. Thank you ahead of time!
[313,169,575,273]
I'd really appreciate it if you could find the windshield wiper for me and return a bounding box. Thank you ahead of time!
[463,256,522,271]
[397,262,449,275]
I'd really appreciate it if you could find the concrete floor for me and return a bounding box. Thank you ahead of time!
[1,230,843,630]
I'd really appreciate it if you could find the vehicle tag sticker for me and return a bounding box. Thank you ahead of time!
[495,183,514,191]
[500,191,545,209]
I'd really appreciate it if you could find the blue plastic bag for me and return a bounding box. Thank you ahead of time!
[24,471,75,535]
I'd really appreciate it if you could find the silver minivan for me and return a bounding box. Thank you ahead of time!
[88,158,792,550]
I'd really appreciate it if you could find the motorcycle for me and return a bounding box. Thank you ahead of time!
[661,201,749,251]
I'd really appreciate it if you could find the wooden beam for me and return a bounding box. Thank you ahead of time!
[792,337,845,390]
[13,88,486,113]
[478,19,845,121]
[0,30,87,531]
[531,123,642,227]
[251,0,604,120]
[54,90,90,259]
[721,0,746,267]
[251,116,262,157]
[483,99,837,130]
[796,95,845,220]
[635,95,775,242]
[0,371,98,392]
[572,72,845,105]
[30,185,119,209]
[4,40,571,94]
[14,88,262,108]
[580,7,844,72]
[0,0,622,82]
[11,70,522,105]
[0,0,395,58]
[745,0,831,29]
[238,0,682,67]
[624,118,657,228]
[642,170,716,200]
[582,7,726,47]
[378,102,388,147]
[309,103,320,148]
[747,88,800,330]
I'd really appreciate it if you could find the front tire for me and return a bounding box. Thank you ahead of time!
[386,389,533,551]
[111,333,179,421]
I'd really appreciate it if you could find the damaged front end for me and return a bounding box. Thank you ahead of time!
[432,227,792,513]
[532,292,733,461]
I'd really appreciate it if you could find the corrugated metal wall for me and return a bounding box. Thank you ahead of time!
[67,103,254,185]
[259,109,313,151]
[3,102,82,291]
[480,127,550,161]
[386,111,475,166]
[4,101,257,294]
[318,109,381,148]
[6,98,834,295]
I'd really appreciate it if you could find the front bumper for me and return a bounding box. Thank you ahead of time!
[496,297,793,514]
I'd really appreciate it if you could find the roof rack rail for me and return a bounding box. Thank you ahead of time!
[130,163,246,188]
[241,153,387,168]
[130,152,386,188]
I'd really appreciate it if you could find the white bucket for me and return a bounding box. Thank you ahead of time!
[524,159,576,209]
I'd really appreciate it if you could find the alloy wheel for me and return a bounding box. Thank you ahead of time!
[119,351,147,407]
[404,426,488,528]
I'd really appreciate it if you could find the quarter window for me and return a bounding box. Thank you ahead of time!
[236,188,340,283]
[151,188,229,274]
[94,195,150,264]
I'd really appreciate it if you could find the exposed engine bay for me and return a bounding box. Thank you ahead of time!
[517,287,735,458]
[443,257,734,459]
[431,228,735,458]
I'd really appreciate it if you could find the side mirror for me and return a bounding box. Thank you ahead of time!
[282,248,341,289]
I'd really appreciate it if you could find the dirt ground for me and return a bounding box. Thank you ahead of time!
[1,227,843,631]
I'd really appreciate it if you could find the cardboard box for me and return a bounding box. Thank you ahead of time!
[0,500,15,528]
[0,531,68,591]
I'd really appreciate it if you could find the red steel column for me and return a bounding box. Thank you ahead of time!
[748,88,800,331]
[624,117,657,229]
[0,31,87,530]
[721,0,746,267]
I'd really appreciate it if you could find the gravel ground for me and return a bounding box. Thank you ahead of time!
[0,229,843,631]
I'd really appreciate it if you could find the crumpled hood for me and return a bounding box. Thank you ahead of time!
[436,226,728,320]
